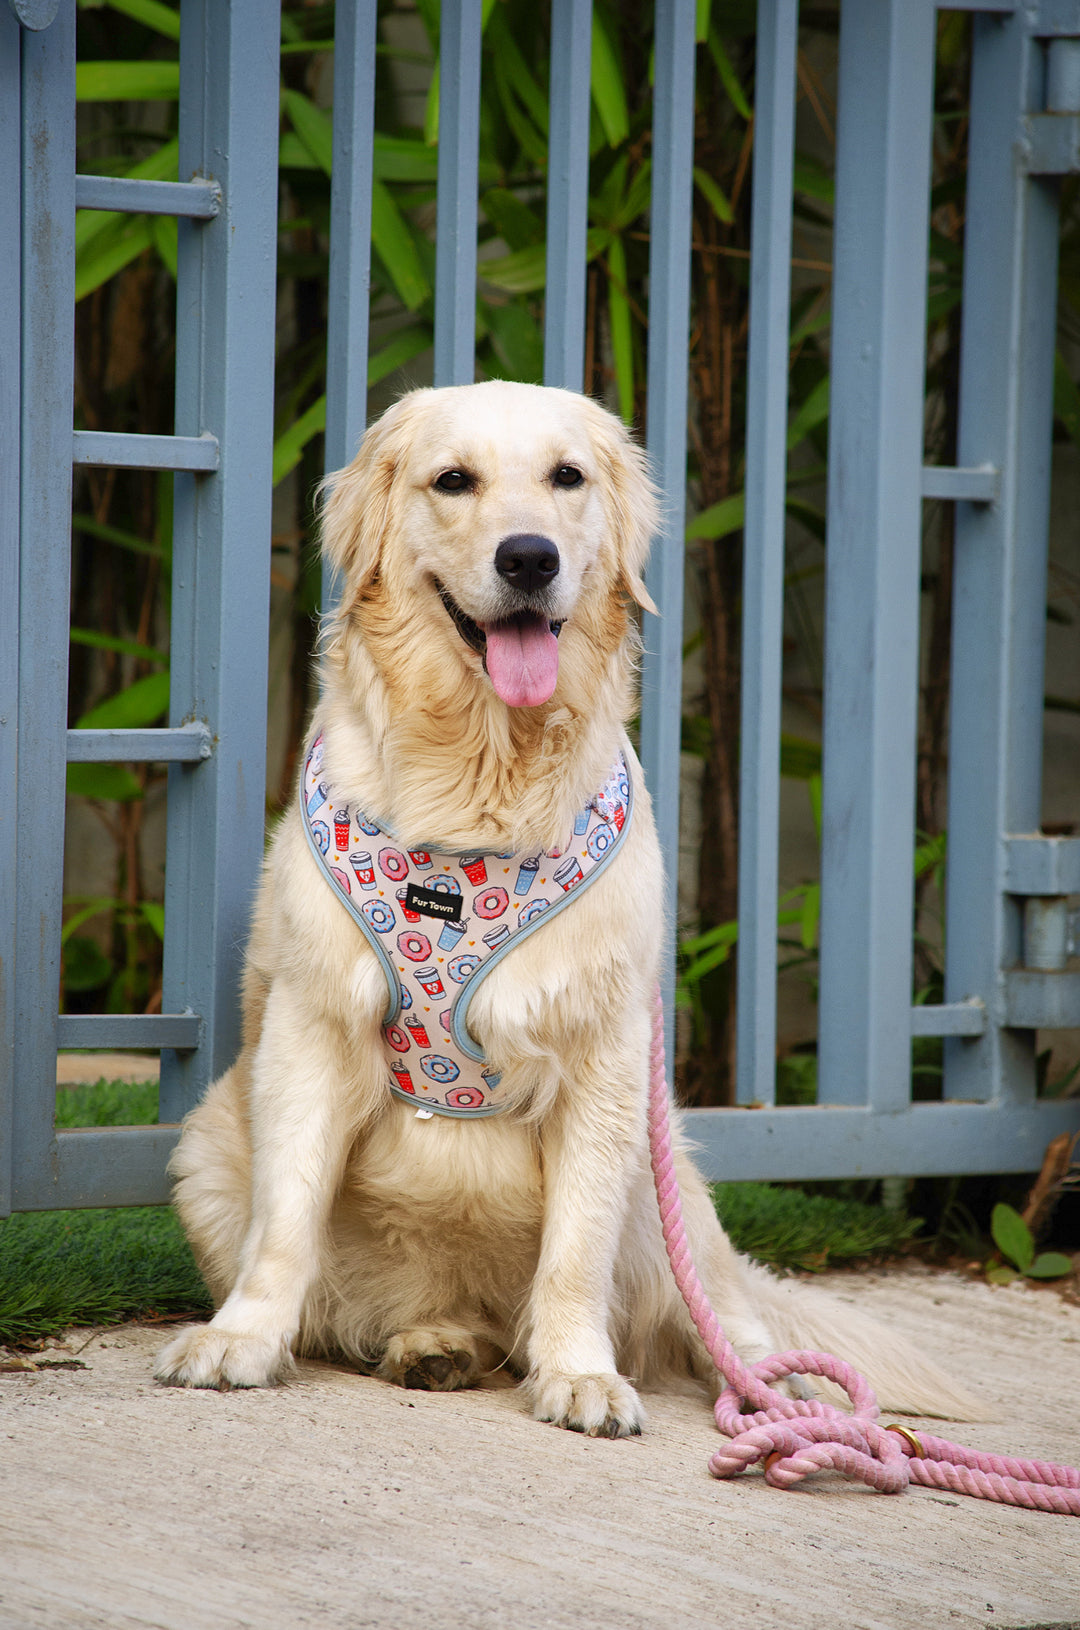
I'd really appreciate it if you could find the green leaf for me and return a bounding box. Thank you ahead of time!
[487,8,549,135]
[787,375,830,451]
[372,134,439,184]
[1054,350,1080,455]
[140,902,166,940]
[799,882,821,951]
[150,214,177,278]
[66,764,143,803]
[76,136,179,256]
[62,935,113,993]
[686,492,744,542]
[695,0,711,43]
[707,27,752,120]
[367,326,431,386]
[482,189,545,252]
[69,628,167,664]
[282,89,333,176]
[793,156,834,203]
[1026,1252,1075,1280]
[74,671,170,731]
[591,13,629,147]
[371,179,431,310]
[273,396,326,488]
[780,734,822,780]
[75,216,153,303]
[990,1203,1034,1274]
[807,773,823,840]
[99,0,180,39]
[484,302,544,385]
[985,1263,1019,1286]
[606,236,635,424]
[72,514,164,559]
[493,52,550,167]
[693,166,734,224]
[75,61,180,101]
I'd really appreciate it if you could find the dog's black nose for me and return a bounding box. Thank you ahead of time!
[494,535,560,593]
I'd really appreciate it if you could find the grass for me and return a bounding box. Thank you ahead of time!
[0,1078,921,1347]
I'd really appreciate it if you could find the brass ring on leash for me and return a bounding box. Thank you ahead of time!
[885,1423,924,1458]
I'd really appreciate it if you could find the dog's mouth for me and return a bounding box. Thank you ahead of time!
[435,581,565,709]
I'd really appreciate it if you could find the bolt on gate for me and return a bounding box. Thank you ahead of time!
[2,0,1078,1216]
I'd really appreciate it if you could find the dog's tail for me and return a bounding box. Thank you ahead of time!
[736,1256,989,1421]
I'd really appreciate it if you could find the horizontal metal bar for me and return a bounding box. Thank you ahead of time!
[1031,2,1080,39]
[1004,968,1080,1028]
[921,463,999,502]
[75,174,221,219]
[684,1100,1080,1182]
[56,1013,202,1051]
[1021,112,1080,173]
[12,1127,179,1211]
[1003,833,1080,894]
[910,1000,987,1037]
[66,723,213,763]
[936,1,1016,10]
[72,431,220,472]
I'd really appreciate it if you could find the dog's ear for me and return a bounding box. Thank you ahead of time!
[587,404,661,616]
[319,391,427,592]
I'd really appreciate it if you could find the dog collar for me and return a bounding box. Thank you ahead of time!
[300,734,634,1117]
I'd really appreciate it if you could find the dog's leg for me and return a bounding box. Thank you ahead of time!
[525,1048,647,1438]
[156,978,369,1390]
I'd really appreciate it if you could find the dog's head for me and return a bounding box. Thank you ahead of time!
[320,383,659,710]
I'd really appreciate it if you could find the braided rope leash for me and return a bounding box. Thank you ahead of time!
[646,987,1080,1514]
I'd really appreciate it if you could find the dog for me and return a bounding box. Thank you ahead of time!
[156,381,975,1434]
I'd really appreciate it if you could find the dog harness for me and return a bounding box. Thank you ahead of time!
[300,734,634,1117]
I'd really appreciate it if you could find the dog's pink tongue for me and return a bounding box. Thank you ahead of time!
[483,615,559,708]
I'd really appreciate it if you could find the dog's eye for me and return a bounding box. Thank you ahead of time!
[553,465,584,489]
[434,469,472,493]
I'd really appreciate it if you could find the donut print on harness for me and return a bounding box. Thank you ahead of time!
[448,953,480,983]
[445,1085,485,1110]
[421,1054,460,1084]
[329,865,352,894]
[378,847,408,882]
[431,874,461,896]
[586,823,614,861]
[518,897,549,925]
[473,886,509,920]
[397,929,431,961]
[384,1024,409,1053]
[361,899,396,934]
[311,820,330,855]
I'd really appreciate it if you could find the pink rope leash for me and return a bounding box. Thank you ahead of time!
[647,987,1080,1514]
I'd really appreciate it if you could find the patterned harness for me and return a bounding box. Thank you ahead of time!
[300,735,634,1117]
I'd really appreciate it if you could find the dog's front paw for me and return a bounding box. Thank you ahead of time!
[155,1323,293,1390]
[528,1371,645,1438]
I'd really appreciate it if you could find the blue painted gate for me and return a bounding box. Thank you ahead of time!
[2,0,1078,1213]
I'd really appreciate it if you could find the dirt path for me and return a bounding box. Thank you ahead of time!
[2,1265,1079,1630]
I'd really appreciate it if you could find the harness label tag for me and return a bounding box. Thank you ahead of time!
[405,883,463,922]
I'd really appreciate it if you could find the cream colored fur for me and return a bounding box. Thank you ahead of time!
[156,382,978,1433]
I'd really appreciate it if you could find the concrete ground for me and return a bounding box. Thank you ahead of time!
[2,1266,1079,1630]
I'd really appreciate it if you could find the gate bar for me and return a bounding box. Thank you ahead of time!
[543,0,593,392]
[75,174,220,217]
[735,0,799,1107]
[943,10,1062,1104]
[73,430,220,471]
[159,0,280,1128]
[322,0,377,611]
[433,0,482,388]
[0,6,21,1218]
[11,4,76,1214]
[817,0,937,1110]
[66,724,213,762]
[640,0,697,1072]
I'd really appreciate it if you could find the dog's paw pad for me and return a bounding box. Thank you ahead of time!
[529,1372,645,1439]
[404,1354,455,1390]
[382,1329,485,1392]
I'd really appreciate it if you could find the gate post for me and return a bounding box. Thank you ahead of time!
[159,0,281,1121]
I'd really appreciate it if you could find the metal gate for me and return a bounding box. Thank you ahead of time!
[2,0,1078,1214]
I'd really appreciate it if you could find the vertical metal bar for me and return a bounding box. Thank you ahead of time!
[543,0,593,392]
[433,0,482,388]
[943,12,1057,1105]
[640,0,696,1073]
[11,1,75,1207]
[735,0,798,1107]
[0,8,22,1216]
[321,0,377,613]
[817,0,936,1109]
[159,0,280,1123]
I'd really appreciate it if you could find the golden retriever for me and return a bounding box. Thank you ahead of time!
[156,382,973,1434]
